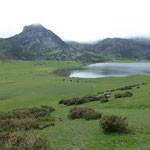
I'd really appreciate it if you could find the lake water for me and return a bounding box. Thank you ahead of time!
[69,63,150,78]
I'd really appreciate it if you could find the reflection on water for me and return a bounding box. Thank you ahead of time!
[69,63,150,78]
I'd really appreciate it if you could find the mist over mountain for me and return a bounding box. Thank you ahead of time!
[0,24,150,63]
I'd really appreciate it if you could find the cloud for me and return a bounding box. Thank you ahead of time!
[0,0,150,42]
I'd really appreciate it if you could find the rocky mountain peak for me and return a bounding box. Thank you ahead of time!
[23,24,46,33]
[0,24,72,60]
[21,24,52,38]
[20,24,66,47]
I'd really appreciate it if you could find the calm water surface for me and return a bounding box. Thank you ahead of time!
[69,63,150,78]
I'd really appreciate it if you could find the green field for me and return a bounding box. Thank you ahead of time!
[0,60,150,150]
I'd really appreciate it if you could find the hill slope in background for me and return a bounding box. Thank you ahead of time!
[67,38,150,61]
[0,24,150,62]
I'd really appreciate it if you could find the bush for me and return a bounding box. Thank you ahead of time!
[0,131,50,150]
[40,105,55,112]
[68,107,88,119]
[100,97,109,103]
[58,98,86,106]
[0,118,40,131]
[100,115,128,132]
[115,84,140,91]
[0,106,53,150]
[63,99,72,105]
[68,107,102,120]
[83,110,102,120]
[114,92,133,98]
[12,118,40,130]
[0,119,14,132]
[86,96,100,101]
[0,105,55,131]
[59,95,102,106]
[75,99,87,105]
[125,92,133,97]
[120,86,132,90]
[58,100,64,104]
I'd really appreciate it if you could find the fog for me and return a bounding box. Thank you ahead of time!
[0,0,150,42]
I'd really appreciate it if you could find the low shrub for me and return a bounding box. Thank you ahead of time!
[68,107,102,120]
[86,96,100,101]
[58,99,64,104]
[0,118,39,131]
[0,130,51,150]
[100,97,109,103]
[75,99,87,105]
[114,92,133,98]
[113,84,140,92]
[100,115,128,132]
[40,105,55,112]
[59,83,141,106]
[83,110,102,120]
[66,100,75,106]
[0,105,55,131]
[63,99,73,105]
[118,86,132,90]
[68,107,88,119]
[59,96,102,106]
[142,83,148,85]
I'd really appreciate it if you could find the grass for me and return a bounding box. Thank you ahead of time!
[0,60,150,150]
[111,58,137,63]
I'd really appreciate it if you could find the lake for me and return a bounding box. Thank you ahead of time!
[69,63,150,78]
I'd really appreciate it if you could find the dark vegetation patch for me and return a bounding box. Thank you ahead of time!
[62,84,140,106]
[116,86,132,90]
[142,82,148,85]
[0,130,50,150]
[59,95,107,106]
[99,84,140,94]
[100,97,109,103]
[110,84,140,92]
[0,105,54,150]
[68,107,102,120]
[100,115,128,132]
[114,92,133,98]
[0,105,55,131]
[58,83,141,106]
[58,83,149,107]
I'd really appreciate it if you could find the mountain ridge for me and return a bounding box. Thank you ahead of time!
[0,24,150,62]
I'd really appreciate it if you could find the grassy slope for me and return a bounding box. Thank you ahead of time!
[0,60,150,150]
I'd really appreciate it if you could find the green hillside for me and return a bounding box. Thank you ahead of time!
[0,60,150,149]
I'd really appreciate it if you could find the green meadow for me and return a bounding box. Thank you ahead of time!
[0,60,150,150]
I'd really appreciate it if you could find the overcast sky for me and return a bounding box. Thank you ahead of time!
[0,0,150,42]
